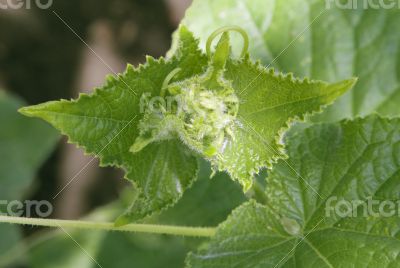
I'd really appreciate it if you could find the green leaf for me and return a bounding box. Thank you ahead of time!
[187,115,400,267]
[215,58,356,190]
[180,0,400,120]
[0,91,59,200]
[0,91,58,264]
[19,26,209,223]
[0,225,21,266]
[116,141,199,225]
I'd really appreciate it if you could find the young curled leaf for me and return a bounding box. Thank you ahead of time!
[132,32,239,159]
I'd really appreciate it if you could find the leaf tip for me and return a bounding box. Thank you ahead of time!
[18,105,43,118]
[242,179,253,193]
[334,77,358,92]
[346,76,359,86]
[177,24,190,35]
[324,77,358,102]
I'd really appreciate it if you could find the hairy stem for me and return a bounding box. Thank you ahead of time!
[0,216,216,237]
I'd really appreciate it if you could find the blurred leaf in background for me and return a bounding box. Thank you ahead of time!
[178,0,400,121]
[0,90,59,266]
[0,90,59,200]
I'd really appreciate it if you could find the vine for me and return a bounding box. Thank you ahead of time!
[0,216,216,237]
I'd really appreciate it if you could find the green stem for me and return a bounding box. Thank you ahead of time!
[0,216,216,238]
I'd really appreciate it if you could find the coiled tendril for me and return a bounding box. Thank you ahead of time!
[160,68,181,97]
[206,25,249,59]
